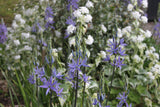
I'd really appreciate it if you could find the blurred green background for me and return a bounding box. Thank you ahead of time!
[0,0,19,25]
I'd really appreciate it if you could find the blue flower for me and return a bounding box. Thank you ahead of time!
[52,68,63,80]
[92,98,98,105]
[66,17,76,26]
[116,92,132,107]
[68,58,89,79]
[45,6,55,30]
[67,0,79,11]
[28,73,35,84]
[32,22,42,33]
[0,23,7,43]
[111,56,125,70]
[34,66,45,79]
[83,74,89,83]
[39,77,61,95]
[107,38,118,55]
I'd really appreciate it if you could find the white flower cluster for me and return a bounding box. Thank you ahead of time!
[101,24,107,33]
[98,51,106,59]
[146,72,155,80]
[85,35,94,45]
[121,26,132,35]
[133,54,141,63]
[142,0,148,8]
[67,25,76,35]
[12,14,26,29]
[73,7,92,23]
[127,4,134,11]
[147,63,160,80]
[131,30,151,43]
[85,0,94,8]
[151,64,160,75]
[131,11,141,19]
[145,47,159,61]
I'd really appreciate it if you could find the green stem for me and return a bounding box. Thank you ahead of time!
[74,70,79,107]
[106,61,116,105]
[82,81,86,107]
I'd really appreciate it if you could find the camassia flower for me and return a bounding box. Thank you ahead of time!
[67,57,89,80]
[116,92,132,107]
[67,0,79,11]
[112,56,125,70]
[52,68,63,80]
[0,23,7,43]
[28,73,35,84]
[107,38,127,56]
[45,6,55,30]
[105,37,127,69]
[39,77,63,96]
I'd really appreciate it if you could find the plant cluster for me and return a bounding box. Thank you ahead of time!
[1,0,160,107]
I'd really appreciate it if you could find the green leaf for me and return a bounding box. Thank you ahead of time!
[136,85,152,98]
[110,88,121,94]
[0,103,5,107]
[95,57,101,67]
[128,90,141,104]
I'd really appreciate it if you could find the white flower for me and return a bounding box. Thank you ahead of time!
[55,30,61,38]
[145,30,152,38]
[137,35,145,42]
[137,43,147,49]
[125,26,132,32]
[131,36,137,42]
[127,4,134,11]
[52,49,58,53]
[69,37,75,47]
[154,53,159,60]
[117,28,122,38]
[84,14,92,23]
[131,11,141,19]
[15,14,22,21]
[99,51,106,59]
[14,40,20,46]
[67,25,76,34]
[86,1,94,8]
[23,45,32,51]
[22,33,30,38]
[12,21,18,29]
[14,55,21,60]
[52,48,58,57]
[46,17,53,22]
[25,25,31,32]
[53,0,56,3]
[23,8,35,16]
[150,46,155,52]
[133,54,141,63]
[20,19,26,25]
[85,35,94,45]
[68,53,73,60]
[34,5,39,10]
[142,0,148,8]
[145,50,151,56]
[141,16,148,23]
[73,10,82,18]
[79,7,89,14]
[146,72,155,80]
[122,26,132,35]
[101,24,107,33]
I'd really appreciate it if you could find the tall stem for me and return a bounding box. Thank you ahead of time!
[82,81,86,107]
[106,63,116,105]
[50,91,52,107]
[74,70,79,107]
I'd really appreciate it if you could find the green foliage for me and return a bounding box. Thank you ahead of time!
[0,0,19,25]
